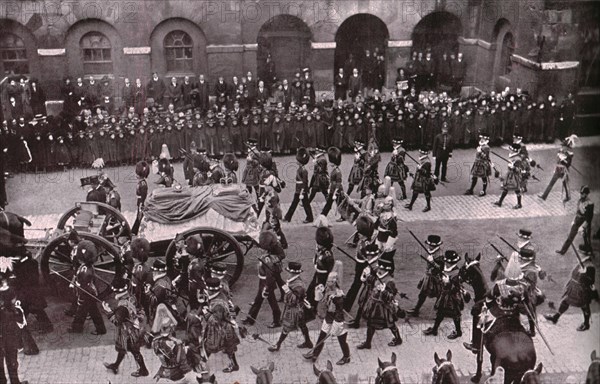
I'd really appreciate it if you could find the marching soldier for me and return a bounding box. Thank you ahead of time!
[102,276,149,377]
[283,147,314,224]
[405,146,436,212]
[538,135,576,202]
[156,157,174,188]
[204,277,242,373]
[151,305,191,380]
[0,271,29,384]
[359,140,381,198]
[146,259,176,324]
[422,250,464,339]
[268,261,313,351]
[357,252,403,349]
[465,134,496,196]
[132,160,149,235]
[545,244,597,331]
[408,235,444,316]
[556,185,594,255]
[493,144,523,209]
[384,138,408,200]
[307,146,329,203]
[131,237,152,316]
[222,153,239,184]
[302,267,351,365]
[68,240,107,335]
[347,140,366,196]
[305,226,335,318]
[321,146,343,217]
[346,241,378,327]
[242,139,261,203]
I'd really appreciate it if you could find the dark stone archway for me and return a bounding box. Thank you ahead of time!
[257,15,312,84]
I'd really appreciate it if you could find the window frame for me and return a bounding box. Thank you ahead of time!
[80,31,113,75]
[163,30,194,74]
[0,32,29,75]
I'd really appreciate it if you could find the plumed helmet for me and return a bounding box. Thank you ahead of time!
[185,234,205,257]
[135,161,150,178]
[131,237,151,262]
[355,216,375,238]
[327,146,342,166]
[222,153,239,172]
[315,226,334,247]
[259,151,274,170]
[504,252,523,281]
[75,240,98,265]
[259,230,284,257]
[296,147,310,165]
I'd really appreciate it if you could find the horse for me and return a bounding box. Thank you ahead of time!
[519,363,543,384]
[587,350,600,384]
[375,352,401,384]
[432,350,460,384]
[251,361,274,384]
[196,372,217,384]
[0,209,30,255]
[313,360,337,384]
[460,253,537,384]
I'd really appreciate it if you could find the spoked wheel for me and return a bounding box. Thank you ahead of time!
[165,228,245,288]
[56,202,131,246]
[41,232,120,302]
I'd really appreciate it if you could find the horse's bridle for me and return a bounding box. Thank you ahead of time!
[376,365,399,384]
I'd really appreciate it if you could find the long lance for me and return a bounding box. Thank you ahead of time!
[333,243,379,267]
[490,150,509,163]
[489,243,509,262]
[521,300,554,355]
[294,137,316,160]
[497,235,519,253]
[570,243,585,269]
[50,268,108,308]
[570,164,584,177]
[407,230,443,271]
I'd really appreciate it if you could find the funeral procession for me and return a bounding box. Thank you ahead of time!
[0,0,599,383]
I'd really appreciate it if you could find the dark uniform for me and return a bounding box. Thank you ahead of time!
[408,235,444,316]
[556,185,594,254]
[0,276,29,384]
[347,142,366,196]
[539,138,574,201]
[384,139,408,200]
[466,136,494,196]
[405,148,435,212]
[307,149,329,203]
[321,147,342,216]
[305,227,335,316]
[283,148,313,223]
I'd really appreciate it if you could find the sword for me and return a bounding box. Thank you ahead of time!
[570,243,585,269]
[521,300,554,355]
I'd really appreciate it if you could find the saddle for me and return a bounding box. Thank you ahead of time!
[483,314,528,348]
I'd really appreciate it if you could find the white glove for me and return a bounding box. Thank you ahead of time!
[427,255,434,263]
[144,284,151,294]
[442,275,450,284]
[102,301,112,313]
[361,266,371,282]
[282,284,290,293]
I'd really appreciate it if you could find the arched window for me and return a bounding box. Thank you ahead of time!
[164,30,193,72]
[80,32,113,75]
[501,33,514,75]
[0,33,29,75]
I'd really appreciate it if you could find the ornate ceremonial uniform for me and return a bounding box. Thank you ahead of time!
[557,185,594,254]
[306,239,335,313]
[409,235,444,316]
[539,137,575,201]
[359,147,381,197]
[423,251,464,339]
[283,148,313,223]
[347,143,366,196]
[0,278,29,384]
[466,136,493,196]
[321,147,343,216]
[147,260,176,324]
[308,150,329,203]
[406,148,435,212]
[384,139,408,200]
[494,146,523,209]
[545,246,597,331]
[345,234,377,318]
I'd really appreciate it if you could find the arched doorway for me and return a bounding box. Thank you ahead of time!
[491,19,514,89]
[412,11,462,58]
[334,14,389,84]
[257,15,311,84]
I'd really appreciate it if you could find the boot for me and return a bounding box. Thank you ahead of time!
[357,326,375,349]
[223,353,239,373]
[423,316,443,336]
[336,333,351,365]
[578,310,591,331]
[513,195,522,209]
[464,189,474,195]
[422,196,431,212]
[131,353,149,377]
[303,331,327,361]
[447,318,462,340]
[407,295,426,317]
[494,191,507,207]
[388,326,402,346]
[268,333,288,352]
[481,181,488,197]
[404,194,417,210]
[104,352,125,374]
[296,325,313,349]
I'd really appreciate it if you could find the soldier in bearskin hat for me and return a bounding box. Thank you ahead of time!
[422,250,464,339]
[268,261,313,351]
[132,160,150,235]
[385,138,409,200]
[405,146,437,212]
[408,235,444,316]
[321,146,343,217]
[203,277,242,373]
[493,144,523,209]
[465,134,496,196]
[283,147,314,224]
[102,276,149,377]
[347,140,366,196]
[145,259,176,323]
[358,251,403,349]
[305,225,335,317]
[242,230,283,328]
[192,150,210,187]
[130,237,153,316]
[156,157,174,188]
[556,185,594,255]
[307,146,330,204]
[68,240,107,335]
[242,138,261,204]
[545,244,597,331]
[222,152,239,184]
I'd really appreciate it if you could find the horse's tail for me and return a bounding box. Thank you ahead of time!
[17,215,32,227]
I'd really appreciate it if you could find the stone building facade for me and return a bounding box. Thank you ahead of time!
[0,0,591,103]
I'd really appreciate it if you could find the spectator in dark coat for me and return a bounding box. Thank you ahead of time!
[146,72,166,107]
[432,122,453,182]
[195,74,210,113]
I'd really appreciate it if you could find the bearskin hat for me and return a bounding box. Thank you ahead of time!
[327,146,342,166]
[222,153,239,172]
[356,216,374,238]
[192,154,206,171]
[259,151,274,170]
[67,230,80,244]
[259,230,285,257]
[75,240,98,265]
[315,226,334,247]
[135,161,150,178]
[185,234,205,257]
[131,237,151,262]
[296,147,310,165]
[158,158,172,176]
